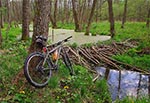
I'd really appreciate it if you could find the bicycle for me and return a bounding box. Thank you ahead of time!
[24,35,74,88]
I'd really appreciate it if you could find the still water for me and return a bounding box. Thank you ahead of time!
[48,28,111,45]
[95,67,149,101]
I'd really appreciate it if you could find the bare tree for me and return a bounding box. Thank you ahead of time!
[95,0,106,22]
[146,8,150,28]
[85,0,97,35]
[64,0,68,23]
[5,0,11,25]
[53,0,58,28]
[29,0,50,53]
[78,0,87,26]
[107,0,115,38]
[121,0,128,28]
[0,0,3,28]
[21,0,30,40]
[5,0,11,40]
[49,0,58,28]
[72,0,82,32]
[0,28,1,45]
[0,0,2,45]
[95,0,99,22]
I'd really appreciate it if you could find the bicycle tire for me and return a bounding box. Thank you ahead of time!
[24,52,52,88]
[62,51,74,75]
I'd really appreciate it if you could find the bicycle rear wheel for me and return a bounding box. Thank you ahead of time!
[62,50,74,75]
[24,52,52,88]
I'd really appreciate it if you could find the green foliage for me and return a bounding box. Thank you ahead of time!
[12,93,32,103]
[114,22,147,41]
[115,96,150,103]
[57,22,75,29]
[0,40,29,81]
[113,53,150,71]
[50,65,111,103]
[70,42,78,48]
[100,0,148,21]
[1,22,150,103]
[90,22,110,35]
[0,26,30,99]
[0,7,7,15]
[48,76,59,89]
[2,25,22,41]
[82,43,94,47]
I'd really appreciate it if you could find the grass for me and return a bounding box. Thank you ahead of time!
[113,53,150,71]
[115,96,150,103]
[0,22,150,102]
[57,21,150,71]
[0,26,112,102]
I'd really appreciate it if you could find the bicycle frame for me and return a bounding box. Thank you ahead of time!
[42,44,64,69]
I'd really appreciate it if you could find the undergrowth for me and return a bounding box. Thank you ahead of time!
[0,22,149,103]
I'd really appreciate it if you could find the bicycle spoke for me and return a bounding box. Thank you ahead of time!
[24,52,52,87]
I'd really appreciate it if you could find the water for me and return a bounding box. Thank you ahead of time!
[17,28,110,45]
[95,67,149,101]
[48,28,111,45]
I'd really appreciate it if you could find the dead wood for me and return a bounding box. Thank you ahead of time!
[66,40,150,75]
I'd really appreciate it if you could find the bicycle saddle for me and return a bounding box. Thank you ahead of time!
[36,35,47,46]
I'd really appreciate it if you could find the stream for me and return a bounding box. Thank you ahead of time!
[47,28,111,45]
[95,67,150,101]
[18,28,111,45]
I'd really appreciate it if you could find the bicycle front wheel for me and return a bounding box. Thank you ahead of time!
[62,50,74,75]
[24,52,52,88]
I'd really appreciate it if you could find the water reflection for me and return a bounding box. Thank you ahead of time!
[95,67,149,101]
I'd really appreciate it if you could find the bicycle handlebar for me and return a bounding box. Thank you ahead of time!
[54,36,72,46]
[64,36,72,42]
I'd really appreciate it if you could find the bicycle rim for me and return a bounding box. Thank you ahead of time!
[63,52,74,75]
[24,52,52,88]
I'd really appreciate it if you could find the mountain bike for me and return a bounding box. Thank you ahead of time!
[24,35,74,88]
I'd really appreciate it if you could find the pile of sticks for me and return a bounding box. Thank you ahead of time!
[65,40,150,75]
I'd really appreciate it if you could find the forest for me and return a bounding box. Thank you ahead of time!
[0,0,150,103]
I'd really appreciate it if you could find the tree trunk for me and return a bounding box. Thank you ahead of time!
[53,0,58,28]
[64,0,67,23]
[49,0,58,28]
[72,0,82,32]
[117,70,121,99]
[107,0,115,38]
[146,8,150,28]
[137,74,142,98]
[0,0,2,45]
[0,0,3,28]
[95,1,99,22]
[11,1,19,23]
[22,0,30,40]
[121,0,128,28]
[0,26,2,46]
[29,0,50,53]
[5,0,11,40]
[6,0,11,26]
[49,0,54,27]
[95,0,107,22]
[79,0,87,27]
[148,75,150,98]
[105,68,110,80]
[85,0,97,35]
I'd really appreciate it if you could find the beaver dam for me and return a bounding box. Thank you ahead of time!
[63,38,150,100]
